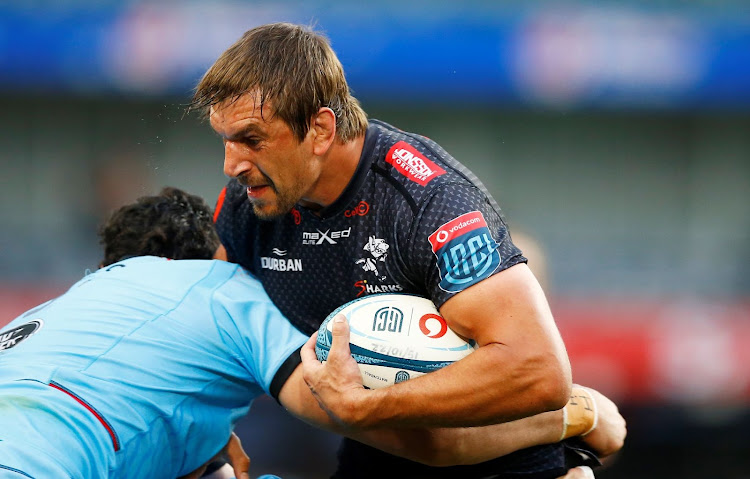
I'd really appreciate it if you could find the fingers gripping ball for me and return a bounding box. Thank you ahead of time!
[315,293,476,389]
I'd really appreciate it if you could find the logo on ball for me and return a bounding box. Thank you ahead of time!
[419,313,448,338]
[372,306,404,333]
[395,371,411,383]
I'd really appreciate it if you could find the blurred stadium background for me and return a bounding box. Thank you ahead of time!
[1,1,749,477]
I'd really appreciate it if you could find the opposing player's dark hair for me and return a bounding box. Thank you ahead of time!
[98,187,220,266]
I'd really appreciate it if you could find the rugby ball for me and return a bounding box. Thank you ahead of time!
[315,293,476,389]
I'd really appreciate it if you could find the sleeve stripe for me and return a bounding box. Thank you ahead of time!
[269,346,302,403]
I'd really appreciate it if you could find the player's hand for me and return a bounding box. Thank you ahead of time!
[300,314,368,427]
[556,466,595,479]
[581,387,626,457]
[178,433,250,479]
[226,432,251,479]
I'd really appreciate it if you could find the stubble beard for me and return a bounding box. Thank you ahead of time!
[249,181,305,221]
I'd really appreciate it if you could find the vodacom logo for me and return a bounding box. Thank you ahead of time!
[345,201,370,217]
[291,208,301,225]
[435,230,449,243]
[419,313,448,338]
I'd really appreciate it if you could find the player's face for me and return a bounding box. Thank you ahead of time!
[209,92,321,219]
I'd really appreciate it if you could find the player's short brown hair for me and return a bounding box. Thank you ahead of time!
[98,187,219,266]
[191,22,368,143]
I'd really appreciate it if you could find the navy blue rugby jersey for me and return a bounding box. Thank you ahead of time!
[215,119,526,336]
[215,120,590,478]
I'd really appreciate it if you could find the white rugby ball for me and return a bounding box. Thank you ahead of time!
[315,293,476,389]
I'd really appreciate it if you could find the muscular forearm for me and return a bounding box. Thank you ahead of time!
[346,343,569,428]
[352,387,604,467]
[283,378,564,467]
[284,369,613,467]
[338,411,564,467]
[406,410,566,466]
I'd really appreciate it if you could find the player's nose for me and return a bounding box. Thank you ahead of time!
[223,140,254,178]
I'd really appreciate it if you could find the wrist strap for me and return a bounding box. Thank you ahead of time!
[560,386,598,441]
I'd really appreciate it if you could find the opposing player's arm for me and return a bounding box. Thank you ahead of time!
[302,263,571,428]
[213,244,228,261]
[282,351,624,466]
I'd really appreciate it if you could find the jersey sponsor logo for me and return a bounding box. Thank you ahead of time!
[0,319,43,351]
[386,141,446,186]
[419,313,448,338]
[261,249,302,271]
[356,236,390,281]
[291,208,301,225]
[260,257,303,271]
[302,227,352,245]
[372,306,404,333]
[428,211,501,293]
[345,201,370,217]
[354,280,404,297]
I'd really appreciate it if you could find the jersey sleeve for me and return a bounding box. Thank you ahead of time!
[212,268,308,400]
[405,182,527,309]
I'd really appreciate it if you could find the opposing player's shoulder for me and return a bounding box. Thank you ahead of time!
[315,293,476,389]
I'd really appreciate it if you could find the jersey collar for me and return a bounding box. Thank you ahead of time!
[314,122,379,219]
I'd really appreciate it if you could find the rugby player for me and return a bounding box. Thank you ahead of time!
[192,22,624,478]
[0,188,623,478]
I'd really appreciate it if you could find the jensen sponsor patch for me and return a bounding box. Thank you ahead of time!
[386,141,446,186]
[0,319,44,351]
[428,211,501,292]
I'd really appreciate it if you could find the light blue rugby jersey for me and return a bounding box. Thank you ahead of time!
[0,256,307,478]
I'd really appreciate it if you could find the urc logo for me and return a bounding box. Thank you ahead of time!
[372,306,404,333]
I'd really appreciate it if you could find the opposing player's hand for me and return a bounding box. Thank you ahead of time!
[300,314,368,427]
[581,387,626,457]
[226,432,251,479]
[178,433,250,479]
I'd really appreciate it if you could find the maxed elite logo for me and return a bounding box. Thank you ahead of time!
[386,141,446,186]
[302,227,352,245]
[428,211,501,293]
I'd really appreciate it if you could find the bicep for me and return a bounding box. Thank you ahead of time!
[439,263,565,353]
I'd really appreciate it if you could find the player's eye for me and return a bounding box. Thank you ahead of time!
[244,137,261,148]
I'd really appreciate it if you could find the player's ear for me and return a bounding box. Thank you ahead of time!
[311,107,336,156]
